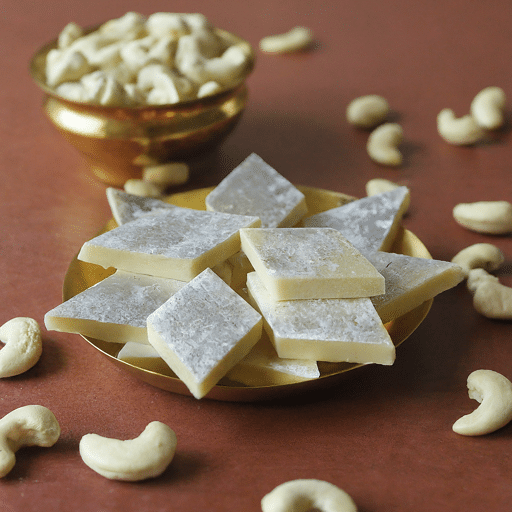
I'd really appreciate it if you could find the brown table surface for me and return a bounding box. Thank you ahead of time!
[3,1,512,510]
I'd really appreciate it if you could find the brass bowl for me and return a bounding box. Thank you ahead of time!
[30,27,254,186]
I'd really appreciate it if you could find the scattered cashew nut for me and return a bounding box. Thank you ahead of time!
[261,479,358,512]
[453,369,512,436]
[259,26,314,54]
[366,122,403,166]
[466,268,497,293]
[0,317,43,378]
[0,405,60,477]
[346,95,390,129]
[453,200,512,234]
[365,178,400,196]
[79,421,177,481]
[436,108,485,145]
[142,162,190,187]
[470,86,506,130]
[451,243,505,277]
[467,268,512,319]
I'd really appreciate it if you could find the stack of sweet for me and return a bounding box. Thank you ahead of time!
[44,153,464,398]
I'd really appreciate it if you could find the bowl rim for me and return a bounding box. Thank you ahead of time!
[29,23,255,111]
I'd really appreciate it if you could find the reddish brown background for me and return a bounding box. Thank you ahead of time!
[2,1,512,510]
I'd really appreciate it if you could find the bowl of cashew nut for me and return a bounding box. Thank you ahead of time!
[30,12,255,186]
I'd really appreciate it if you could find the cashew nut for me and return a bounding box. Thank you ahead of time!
[80,71,132,107]
[57,22,83,49]
[470,86,506,130]
[145,12,188,39]
[453,200,512,234]
[259,26,314,54]
[0,317,42,378]
[197,80,222,98]
[176,37,250,88]
[366,122,403,166]
[365,178,400,196]
[261,479,357,512]
[453,370,512,436]
[124,178,163,198]
[436,108,485,145]
[0,405,60,477]
[45,49,93,88]
[79,421,177,481]
[346,95,390,129]
[142,162,190,187]
[451,243,505,277]
[467,268,512,319]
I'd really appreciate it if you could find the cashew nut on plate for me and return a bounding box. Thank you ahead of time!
[261,479,358,512]
[467,268,512,320]
[436,108,485,145]
[451,243,505,277]
[470,86,506,130]
[0,405,60,477]
[366,122,403,166]
[346,95,390,129]
[79,421,177,481]
[453,370,512,436]
[453,201,512,235]
[0,317,43,378]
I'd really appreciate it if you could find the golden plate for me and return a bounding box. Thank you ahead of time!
[63,185,432,401]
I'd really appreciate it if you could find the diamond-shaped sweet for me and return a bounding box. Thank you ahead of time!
[78,208,261,281]
[303,187,410,255]
[246,272,395,365]
[106,188,177,225]
[240,227,385,301]
[205,153,308,228]
[368,252,464,323]
[44,271,186,344]
[147,269,262,399]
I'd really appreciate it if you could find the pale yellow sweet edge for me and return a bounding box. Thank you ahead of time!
[77,245,192,280]
[274,334,395,366]
[226,361,316,386]
[276,196,309,228]
[227,251,254,291]
[44,315,150,345]
[117,343,177,377]
[267,274,385,302]
[147,319,263,399]
[377,190,411,252]
[225,333,319,386]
